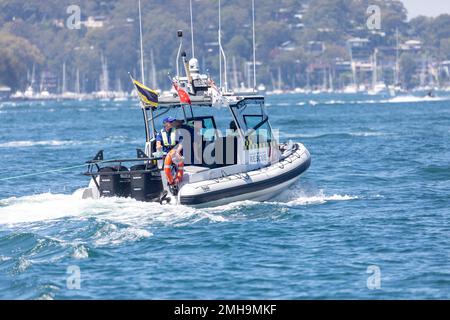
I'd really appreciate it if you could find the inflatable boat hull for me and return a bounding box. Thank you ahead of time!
[178,144,311,207]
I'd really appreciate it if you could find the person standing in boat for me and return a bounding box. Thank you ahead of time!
[173,119,195,164]
[156,116,183,156]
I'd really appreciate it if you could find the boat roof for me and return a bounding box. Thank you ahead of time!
[143,94,265,109]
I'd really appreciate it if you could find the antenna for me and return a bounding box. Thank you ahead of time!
[138,0,145,84]
[176,30,183,80]
[252,0,256,91]
[219,39,228,93]
[181,51,193,90]
[189,0,195,58]
[218,0,228,92]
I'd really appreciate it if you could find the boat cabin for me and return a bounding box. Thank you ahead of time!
[142,94,279,179]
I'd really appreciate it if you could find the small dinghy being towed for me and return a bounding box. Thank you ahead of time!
[77,81,310,207]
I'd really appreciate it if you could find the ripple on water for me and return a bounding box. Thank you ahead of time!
[1,96,450,299]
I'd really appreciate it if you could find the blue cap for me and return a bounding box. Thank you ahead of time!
[163,116,176,124]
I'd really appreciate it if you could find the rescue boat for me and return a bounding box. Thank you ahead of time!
[76,32,310,207]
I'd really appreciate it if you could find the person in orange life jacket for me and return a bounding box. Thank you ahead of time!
[156,116,183,155]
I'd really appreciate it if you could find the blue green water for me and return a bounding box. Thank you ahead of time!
[0,93,449,299]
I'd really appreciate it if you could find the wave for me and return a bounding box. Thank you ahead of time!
[0,137,143,148]
[350,131,387,137]
[0,140,82,148]
[270,188,358,206]
[322,100,347,105]
[280,131,387,139]
[92,222,152,247]
[0,193,88,224]
[72,244,89,259]
[383,95,448,104]
[0,254,12,264]
[290,99,382,106]
[0,187,359,228]
[0,193,227,227]
[285,95,450,107]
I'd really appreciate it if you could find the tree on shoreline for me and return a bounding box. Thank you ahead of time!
[0,32,44,91]
[1,0,450,91]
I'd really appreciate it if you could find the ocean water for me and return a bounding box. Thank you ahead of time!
[0,93,449,299]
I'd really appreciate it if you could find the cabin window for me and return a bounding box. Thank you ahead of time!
[243,115,272,145]
[186,116,217,142]
[201,118,216,141]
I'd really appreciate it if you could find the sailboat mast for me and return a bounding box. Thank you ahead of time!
[278,67,282,91]
[150,48,157,89]
[31,64,35,86]
[232,56,238,90]
[102,56,109,92]
[322,65,327,91]
[246,62,251,89]
[75,68,80,94]
[395,28,399,85]
[329,68,334,91]
[372,49,378,89]
[62,62,66,94]
[219,0,222,88]
[306,68,310,90]
[252,0,256,91]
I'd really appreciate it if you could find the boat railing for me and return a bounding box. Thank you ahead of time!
[84,149,163,177]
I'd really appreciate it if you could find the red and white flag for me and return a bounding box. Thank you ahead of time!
[172,81,191,105]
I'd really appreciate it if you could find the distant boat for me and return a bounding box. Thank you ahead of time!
[234,82,257,95]
[266,89,284,95]
[0,86,12,100]
[367,48,389,96]
[342,84,358,94]
[257,83,266,94]
[367,82,388,95]
[291,87,309,94]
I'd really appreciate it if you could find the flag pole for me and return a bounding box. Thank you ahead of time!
[138,0,156,141]
[139,0,145,84]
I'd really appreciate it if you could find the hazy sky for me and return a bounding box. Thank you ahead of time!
[401,0,450,19]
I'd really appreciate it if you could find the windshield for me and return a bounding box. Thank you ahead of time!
[230,98,274,145]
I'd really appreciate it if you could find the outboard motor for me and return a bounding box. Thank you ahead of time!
[98,166,131,198]
[130,164,163,202]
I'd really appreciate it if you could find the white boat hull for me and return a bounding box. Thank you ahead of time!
[177,143,311,207]
[77,143,311,208]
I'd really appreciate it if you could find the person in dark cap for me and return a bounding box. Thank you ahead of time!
[156,116,183,155]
